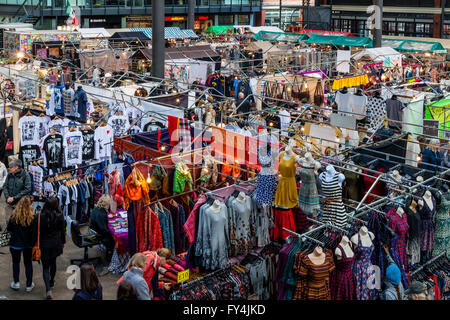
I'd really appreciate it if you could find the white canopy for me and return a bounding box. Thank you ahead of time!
[79,28,111,38]
[352,47,402,62]
[246,26,284,34]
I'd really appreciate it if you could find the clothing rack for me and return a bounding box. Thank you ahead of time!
[180,262,239,289]
[282,227,325,247]
[306,217,350,235]
[146,189,197,207]
[410,251,448,278]
[198,186,227,199]
[42,161,105,180]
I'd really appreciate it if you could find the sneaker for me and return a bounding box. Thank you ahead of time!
[25,282,35,293]
[46,291,53,300]
[10,282,20,291]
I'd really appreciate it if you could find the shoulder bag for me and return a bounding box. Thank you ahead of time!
[297,78,310,102]
[313,81,324,106]
[0,231,11,247]
[32,214,41,261]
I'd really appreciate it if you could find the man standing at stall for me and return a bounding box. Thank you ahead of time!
[1,159,32,228]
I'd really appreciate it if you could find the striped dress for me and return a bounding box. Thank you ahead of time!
[320,173,348,228]
[298,166,320,215]
[294,250,335,300]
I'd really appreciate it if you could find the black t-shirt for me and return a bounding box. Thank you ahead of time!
[19,145,41,168]
[81,129,95,161]
[143,121,165,132]
[43,133,63,170]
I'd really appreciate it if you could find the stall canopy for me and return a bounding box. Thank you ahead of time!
[382,39,448,53]
[79,28,110,38]
[352,47,403,67]
[109,31,150,42]
[204,25,234,34]
[300,29,354,37]
[131,27,197,39]
[306,35,372,47]
[253,31,308,43]
[131,45,220,61]
[246,26,284,34]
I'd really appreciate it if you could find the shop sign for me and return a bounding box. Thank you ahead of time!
[165,16,186,22]
[197,16,209,20]
[177,269,190,283]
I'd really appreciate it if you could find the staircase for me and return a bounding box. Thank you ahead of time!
[12,0,42,27]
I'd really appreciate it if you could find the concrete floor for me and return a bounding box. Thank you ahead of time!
[0,201,122,300]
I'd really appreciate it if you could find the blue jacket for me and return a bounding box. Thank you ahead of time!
[419,148,441,172]
[123,267,150,300]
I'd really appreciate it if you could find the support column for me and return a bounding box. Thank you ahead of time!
[250,13,255,26]
[214,15,219,25]
[83,18,89,28]
[234,14,239,25]
[121,16,127,28]
[373,0,383,48]
[187,0,195,30]
[152,0,165,80]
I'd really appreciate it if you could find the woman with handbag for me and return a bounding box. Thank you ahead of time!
[36,197,66,300]
[6,195,36,293]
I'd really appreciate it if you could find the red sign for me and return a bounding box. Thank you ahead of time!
[198,16,209,20]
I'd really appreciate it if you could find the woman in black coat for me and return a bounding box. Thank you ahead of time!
[36,197,66,299]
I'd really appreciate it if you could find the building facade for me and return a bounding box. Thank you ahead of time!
[1,0,262,32]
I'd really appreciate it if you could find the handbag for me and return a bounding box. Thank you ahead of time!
[298,78,310,101]
[292,76,300,100]
[313,81,324,106]
[32,213,41,261]
[0,231,11,247]
[5,140,13,151]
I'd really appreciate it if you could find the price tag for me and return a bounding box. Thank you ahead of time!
[177,269,190,283]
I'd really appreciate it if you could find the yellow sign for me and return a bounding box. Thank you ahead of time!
[177,269,189,283]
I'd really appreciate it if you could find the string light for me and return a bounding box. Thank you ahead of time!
[417,155,422,161]
[147,167,152,183]
[161,145,166,151]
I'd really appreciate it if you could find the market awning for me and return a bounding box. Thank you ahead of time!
[109,31,150,42]
[246,26,284,34]
[131,45,220,61]
[131,27,197,39]
[181,29,198,38]
[305,35,372,47]
[252,31,308,43]
[300,29,353,37]
[79,28,110,38]
[204,25,234,34]
[382,38,448,53]
[352,47,403,62]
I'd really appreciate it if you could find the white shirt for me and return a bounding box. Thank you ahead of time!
[18,115,40,146]
[94,125,114,161]
[107,115,130,137]
[92,68,100,81]
[129,125,142,135]
[36,116,50,140]
[127,105,144,125]
[46,86,56,116]
[63,130,84,166]
[335,91,352,116]
[279,109,291,137]
[48,118,71,136]
[349,94,368,120]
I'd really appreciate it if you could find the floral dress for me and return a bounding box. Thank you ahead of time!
[353,236,377,300]
[255,148,278,205]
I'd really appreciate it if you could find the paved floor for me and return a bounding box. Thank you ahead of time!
[0,200,121,300]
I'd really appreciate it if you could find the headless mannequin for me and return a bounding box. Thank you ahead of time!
[396,206,404,217]
[237,191,246,203]
[319,165,345,187]
[390,170,402,182]
[351,226,375,248]
[299,152,321,173]
[418,191,434,211]
[335,236,354,260]
[283,138,300,163]
[308,246,326,265]
[211,199,221,211]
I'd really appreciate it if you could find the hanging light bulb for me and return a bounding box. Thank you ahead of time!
[147,167,152,183]
[417,155,422,161]
[161,145,166,151]
[304,82,308,88]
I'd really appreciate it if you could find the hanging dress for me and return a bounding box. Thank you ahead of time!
[255,148,278,205]
[366,96,386,131]
[298,165,320,215]
[405,206,421,265]
[387,209,409,271]
[294,250,335,300]
[343,170,362,205]
[419,197,436,254]
[274,151,298,208]
[331,244,356,300]
[433,196,450,258]
[353,235,377,300]
[320,173,347,228]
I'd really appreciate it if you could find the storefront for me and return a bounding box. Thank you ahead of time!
[126,15,152,28]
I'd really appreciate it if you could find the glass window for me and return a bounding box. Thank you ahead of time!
[218,15,233,25]
[238,15,249,25]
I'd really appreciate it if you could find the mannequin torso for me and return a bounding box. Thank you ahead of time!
[335,236,354,259]
[351,226,374,247]
[308,246,326,265]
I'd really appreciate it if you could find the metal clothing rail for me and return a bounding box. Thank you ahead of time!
[42,161,105,180]
[282,228,325,247]
[180,262,239,289]
[410,250,448,277]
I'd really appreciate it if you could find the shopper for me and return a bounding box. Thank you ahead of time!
[89,195,115,258]
[72,264,103,300]
[0,160,7,231]
[405,281,428,300]
[116,280,138,300]
[3,159,32,223]
[37,197,66,300]
[123,253,151,300]
[6,196,36,292]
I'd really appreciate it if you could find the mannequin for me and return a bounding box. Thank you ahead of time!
[74,85,88,123]
[319,165,347,228]
[335,236,354,260]
[237,191,246,203]
[351,226,374,247]
[255,144,278,205]
[298,151,321,216]
[299,152,321,172]
[418,190,434,211]
[211,199,221,211]
[62,82,75,118]
[396,207,404,217]
[390,170,402,182]
[308,246,326,265]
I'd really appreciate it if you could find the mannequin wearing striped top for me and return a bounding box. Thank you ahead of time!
[319,165,347,228]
